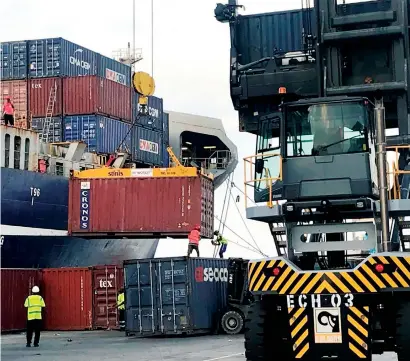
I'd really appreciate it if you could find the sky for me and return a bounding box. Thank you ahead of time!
[1,0,378,260]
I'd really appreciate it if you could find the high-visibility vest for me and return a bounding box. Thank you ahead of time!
[218,235,228,245]
[117,293,125,310]
[24,295,46,320]
[188,229,200,245]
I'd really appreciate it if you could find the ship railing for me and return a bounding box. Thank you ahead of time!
[186,150,232,170]
[243,152,282,208]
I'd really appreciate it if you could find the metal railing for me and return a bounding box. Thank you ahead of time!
[243,152,282,208]
[386,145,410,200]
[184,150,232,170]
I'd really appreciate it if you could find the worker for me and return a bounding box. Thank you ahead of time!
[117,288,125,330]
[24,286,46,348]
[187,224,201,257]
[212,230,228,258]
[3,97,15,126]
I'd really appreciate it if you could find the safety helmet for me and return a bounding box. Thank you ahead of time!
[32,286,40,293]
[5,96,11,100]
[214,230,219,236]
[194,224,200,230]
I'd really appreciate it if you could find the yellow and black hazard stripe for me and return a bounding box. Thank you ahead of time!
[248,255,410,294]
[288,307,310,359]
[347,306,370,359]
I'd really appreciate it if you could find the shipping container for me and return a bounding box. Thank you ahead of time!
[31,117,63,142]
[0,41,28,80]
[124,257,229,336]
[27,38,98,78]
[63,76,131,121]
[0,80,28,122]
[132,94,164,130]
[68,175,214,238]
[132,126,164,166]
[29,77,63,117]
[42,268,93,331]
[92,266,124,329]
[1,269,42,332]
[63,115,131,154]
[98,54,131,87]
[163,112,170,167]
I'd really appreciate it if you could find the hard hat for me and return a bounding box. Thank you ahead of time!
[32,286,40,293]
[5,96,10,100]
[214,230,219,236]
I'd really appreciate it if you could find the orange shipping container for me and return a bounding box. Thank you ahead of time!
[0,80,28,123]
[42,268,93,331]
[92,266,124,329]
[1,269,42,332]
[68,175,214,238]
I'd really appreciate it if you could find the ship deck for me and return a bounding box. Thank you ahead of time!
[1,331,398,361]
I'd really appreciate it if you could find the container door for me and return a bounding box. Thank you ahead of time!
[156,259,188,334]
[125,260,158,335]
[92,266,123,329]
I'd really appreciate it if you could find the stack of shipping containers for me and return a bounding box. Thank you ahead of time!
[0,37,167,166]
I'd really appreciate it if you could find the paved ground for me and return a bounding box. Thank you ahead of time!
[1,331,399,361]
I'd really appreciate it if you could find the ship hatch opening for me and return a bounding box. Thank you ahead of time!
[180,131,230,169]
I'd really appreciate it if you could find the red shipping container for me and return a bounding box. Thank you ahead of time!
[0,80,28,122]
[68,175,214,238]
[42,268,93,331]
[92,266,124,329]
[29,77,63,117]
[63,76,131,121]
[1,269,42,332]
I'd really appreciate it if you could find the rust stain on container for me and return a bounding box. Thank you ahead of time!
[42,268,93,331]
[0,80,28,122]
[68,176,214,238]
[92,266,124,329]
[29,77,63,117]
[1,269,42,332]
[63,76,131,121]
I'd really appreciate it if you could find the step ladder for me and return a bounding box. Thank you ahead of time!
[40,81,57,143]
[398,220,410,251]
[269,223,287,256]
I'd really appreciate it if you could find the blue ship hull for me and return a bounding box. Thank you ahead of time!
[1,168,158,268]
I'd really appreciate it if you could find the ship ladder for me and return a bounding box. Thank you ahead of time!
[41,81,58,143]
[269,222,287,256]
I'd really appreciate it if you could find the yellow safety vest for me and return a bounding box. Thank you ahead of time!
[24,295,46,320]
[117,293,125,310]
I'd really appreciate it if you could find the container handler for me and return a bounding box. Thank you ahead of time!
[216,0,410,360]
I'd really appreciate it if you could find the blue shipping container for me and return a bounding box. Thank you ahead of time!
[63,115,131,154]
[132,94,164,130]
[31,117,63,142]
[28,38,98,78]
[98,54,131,87]
[0,41,28,80]
[163,112,170,167]
[124,257,229,336]
[133,125,164,166]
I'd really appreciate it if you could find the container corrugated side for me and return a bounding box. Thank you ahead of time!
[133,125,164,166]
[123,257,228,336]
[63,75,131,121]
[42,268,93,331]
[163,112,170,166]
[68,175,214,238]
[98,54,131,87]
[0,41,28,80]
[29,77,63,117]
[132,94,164,130]
[31,117,63,142]
[1,269,42,332]
[28,38,98,78]
[0,80,28,122]
[92,266,124,329]
[63,115,131,154]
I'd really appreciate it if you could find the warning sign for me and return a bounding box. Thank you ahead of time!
[314,307,342,344]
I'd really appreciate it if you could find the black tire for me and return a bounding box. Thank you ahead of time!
[396,300,410,361]
[244,300,288,361]
[221,310,244,335]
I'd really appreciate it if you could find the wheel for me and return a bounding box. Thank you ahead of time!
[221,310,244,335]
[396,300,410,361]
[244,299,288,361]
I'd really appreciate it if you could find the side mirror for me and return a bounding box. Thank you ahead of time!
[255,159,264,174]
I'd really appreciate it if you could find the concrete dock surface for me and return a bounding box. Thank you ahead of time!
[1,331,399,361]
